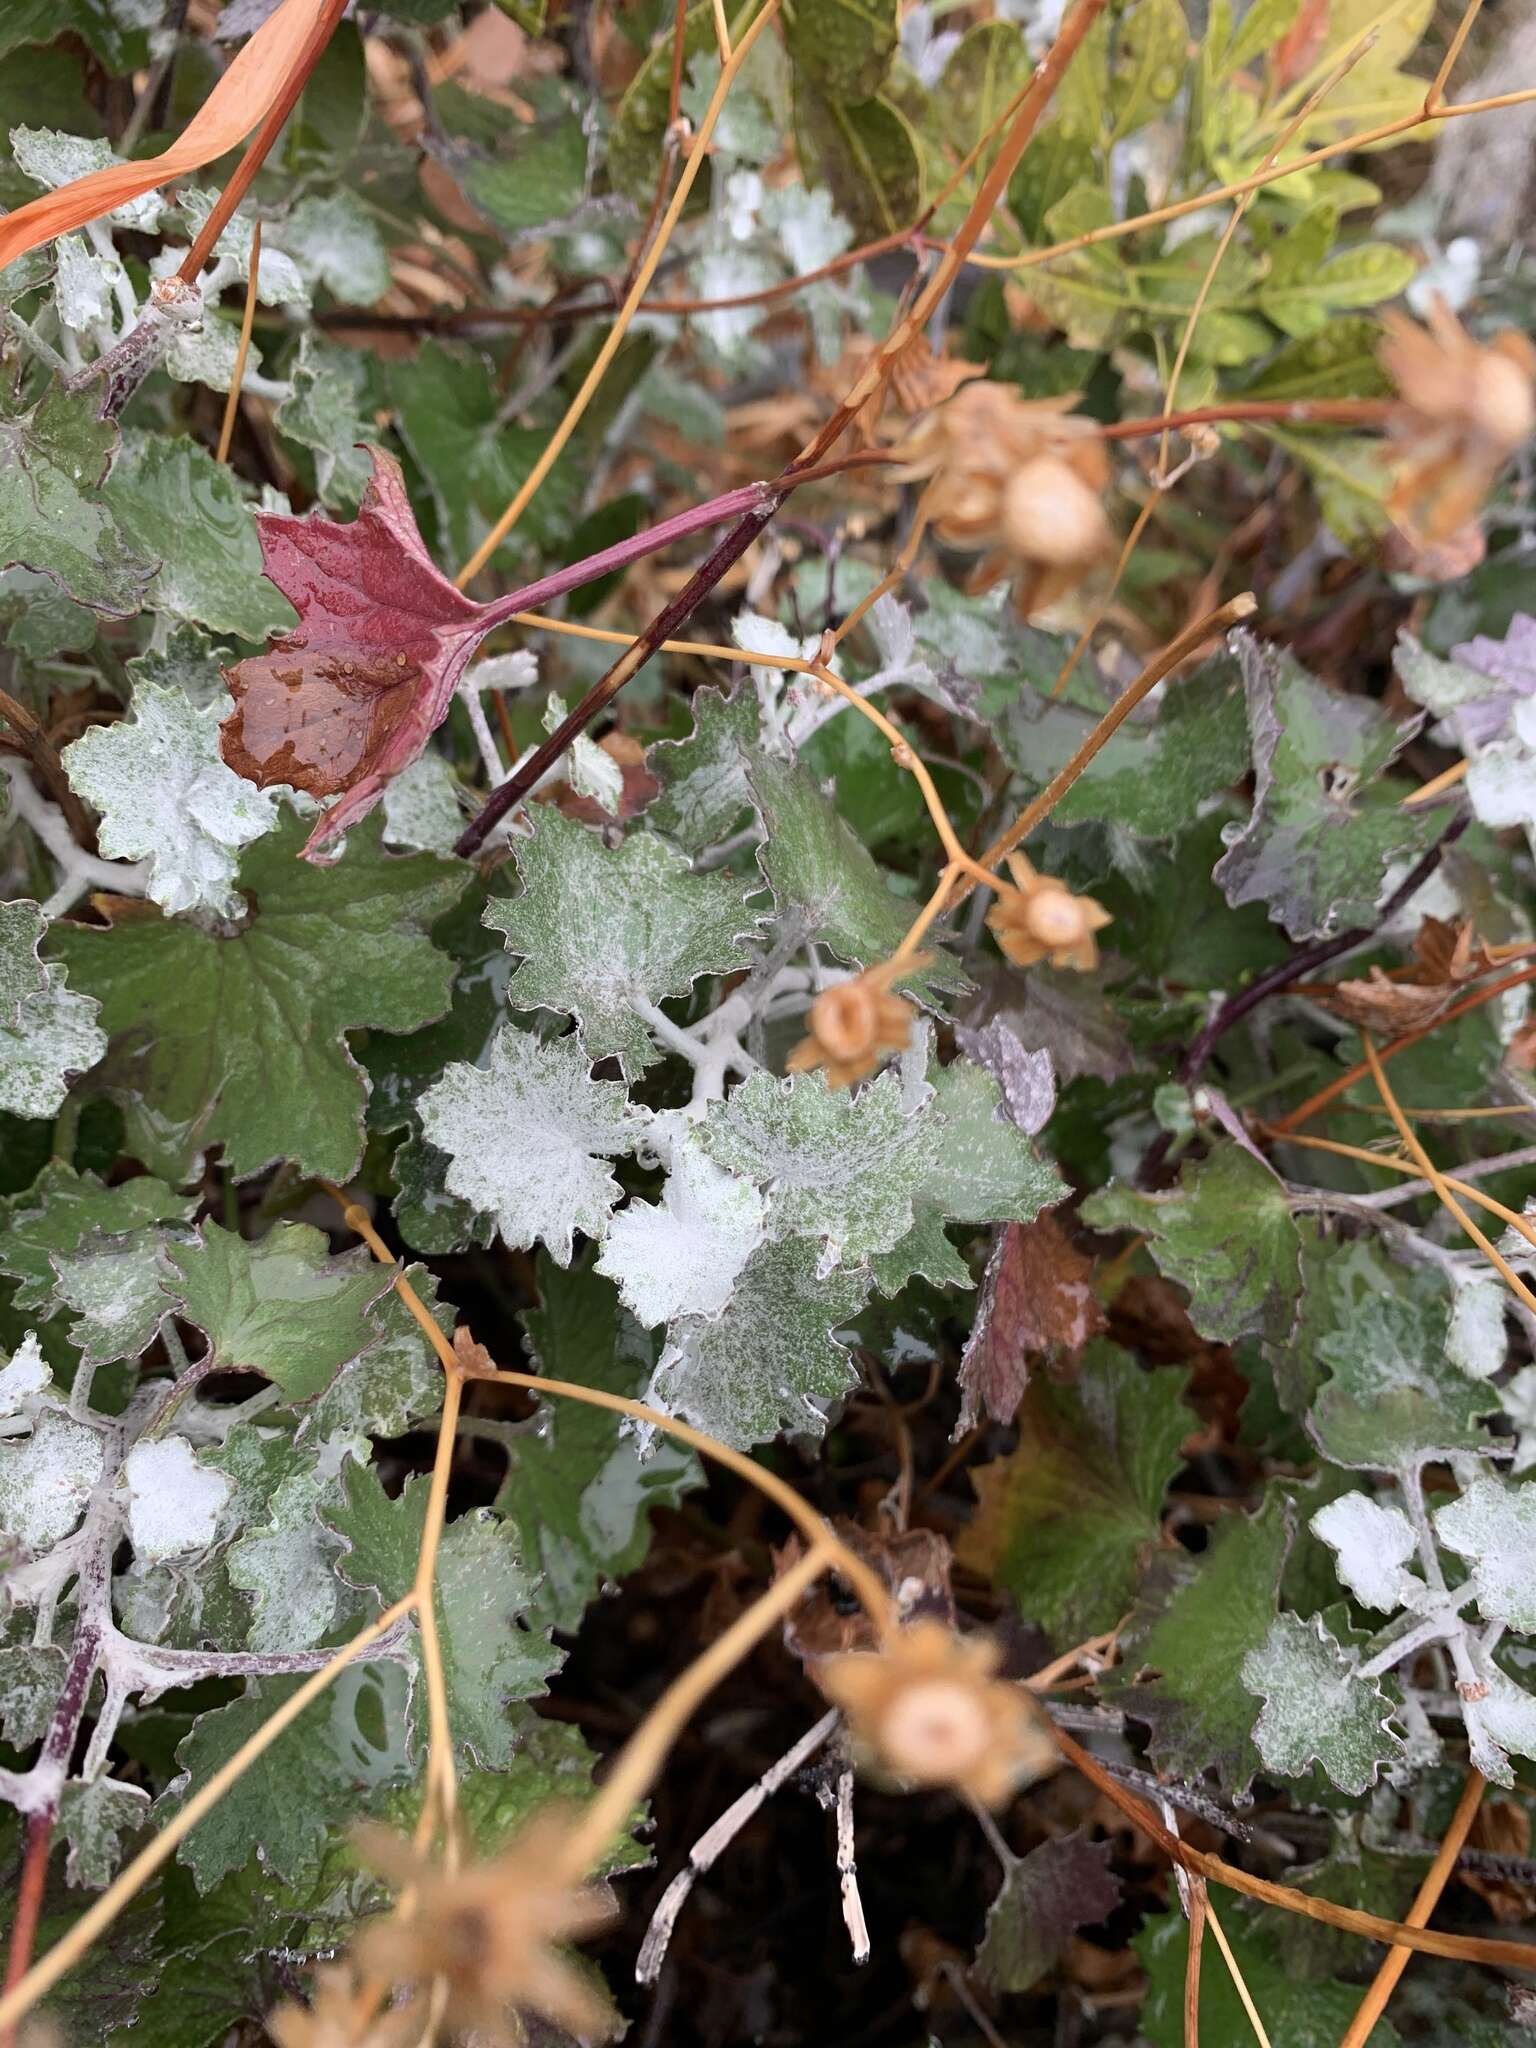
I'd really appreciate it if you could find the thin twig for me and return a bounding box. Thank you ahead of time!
[177,0,348,283]
[1270,964,1536,1135]
[214,219,260,465]
[963,593,1257,898]
[1049,1728,1536,1969]
[0,690,98,854]
[453,0,785,585]
[1338,1770,1486,2047]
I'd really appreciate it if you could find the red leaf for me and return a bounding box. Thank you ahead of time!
[220,446,490,861]
[956,1213,1103,1432]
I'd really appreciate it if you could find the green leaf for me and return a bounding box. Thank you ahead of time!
[1243,1610,1404,1793]
[0,901,106,1122]
[495,1254,700,1631]
[50,812,466,1182]
[1136,1904,1400,2047]
[58,1775,151,1885]
[484,808,760,1078]
[1221,0,1301,75]
[104,435,295,642]
[1214,633,1434,940]
[649,1235,870,1447]
[62,683,282,919]
[1239,315,1394,401]
[940,23,1032,172]
[274,333,376,510]
[1109,0,1186,140]
[48,1224,185,1367]
[417,1024,646,1264]
[1304,1237,1494,1470]
[785,0,897,102]
[873,1056,1066,1292]
[647,684,762,855]
[960,1346,1191,1642]
[1258,215,1417,339]
[0,1641,66,1747]
[1104,1489,1292,1791]
[0,1162,193,1317]
[996,652,1250,840]
[165,1662,415,1893]
[1434,1478,1536,1631]
[167,1221,395,1401]
[459,116,589,238]
[794,88,923,241]
[974,1830,1121,1993]
[0,383,154,618]
[745,750,957,985]
[302,1262,450,1444]
[1083,1143,1302,1345]
[391,341,575,568]
[608,0,716,196]
[326,1465,559,1766]
[0,563,96,659]
[0,1405,105,1552]
[699,1067,927,1266]
[281,190,391,303]
[206,1423,362,1651]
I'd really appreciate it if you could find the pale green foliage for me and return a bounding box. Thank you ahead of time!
[1243,1611,1404,1794]
[595,1114,766,1326]
[0,900,106,1120]
[62,684,281,917]
[648,1236,869,1446]
[485,806,760,1077]
[1434,1478,1536,1631]
[419,1024,646,1262]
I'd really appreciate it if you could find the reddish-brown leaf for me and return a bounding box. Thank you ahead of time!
[956,1214,1103,1431]
[777,1523,955,1668]
[220,445,488,860]
[1307,915,1491,1036]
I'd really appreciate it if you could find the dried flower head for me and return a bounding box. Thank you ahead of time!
[267,1965,420,2048]
[349,1814,617,2043]
[821,1619,1058,1806]
[898,381,1112,615]
[787,955,930,1089]
[1381,297,1536,542]
[986,854,1111,973]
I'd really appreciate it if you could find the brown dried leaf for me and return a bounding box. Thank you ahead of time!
[1311,916,1489,1034]
[956,1215,1104,1432]
[778,1522,954,1671]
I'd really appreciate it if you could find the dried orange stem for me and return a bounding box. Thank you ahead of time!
[1359,1034,1536,1314]
[1338,1770,1486,2048]
[214,220,261,466]
[1272,962,1536,1134]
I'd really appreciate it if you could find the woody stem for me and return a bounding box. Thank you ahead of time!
[177,0,349,283]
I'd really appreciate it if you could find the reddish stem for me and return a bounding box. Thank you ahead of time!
[477,449,894,632]
[1100,397,1397,440]
[1,1815,53,2048]
[176,0,349,284]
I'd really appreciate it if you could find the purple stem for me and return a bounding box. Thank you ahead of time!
[478,480,781,632]
[1135,810,1470,1186]
[455,491,784,857]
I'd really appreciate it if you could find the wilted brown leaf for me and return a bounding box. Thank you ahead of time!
[956,1215,1104,1432]
[779,1522,955,1669]
[1309,916,1490,1035]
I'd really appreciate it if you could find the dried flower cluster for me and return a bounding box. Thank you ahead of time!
[268,1816,616,2048]
[987,854,1111,973]
[1381,297,1536,542]
[899,380,1113,615]
[788,955,929,1088]
[822,1620,1059,1807]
